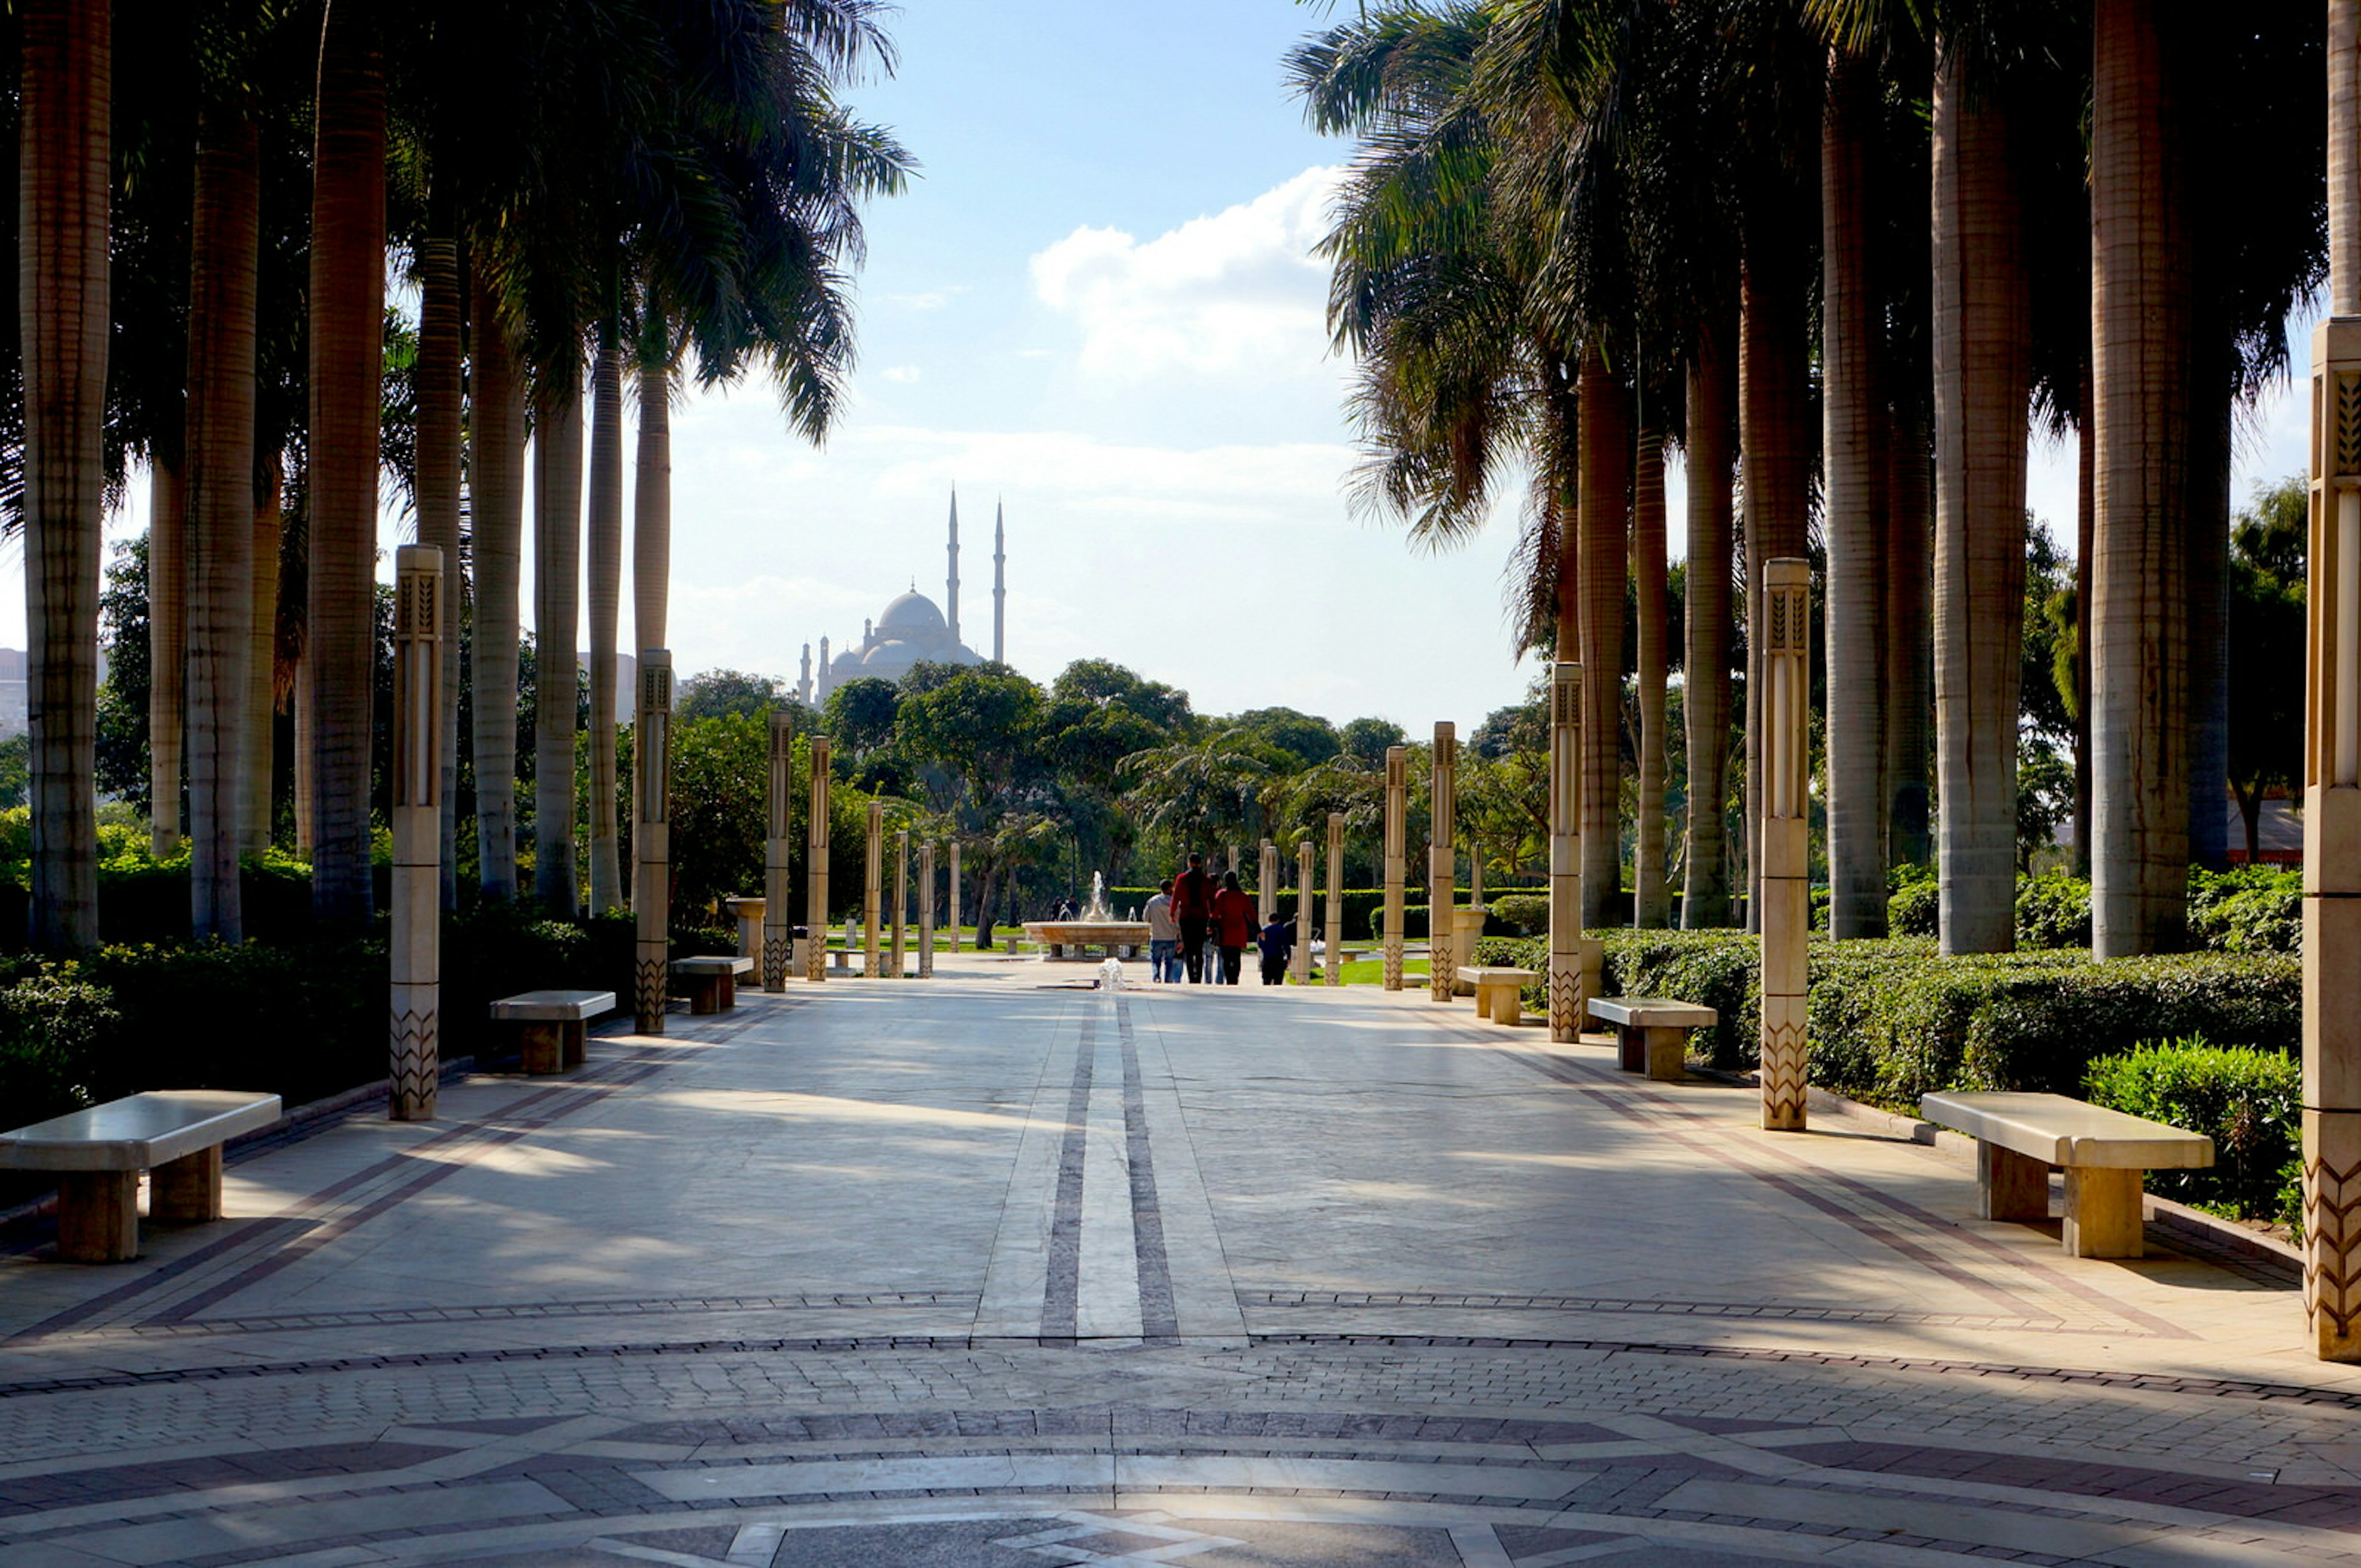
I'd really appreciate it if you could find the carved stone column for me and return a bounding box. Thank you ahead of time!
[390,547,442,1119]
[1383,746,1407,990]
[1293,840,1315,985]
[863,800,883,977]
[1324,812,1345,985]
[1259,840,1278,925]
[890,828,909,978]
[2307,315,2361,1359]
[804,736,831,982]
[1759,561,1811,1131]
[949,840,962,951]
[633,651,673,1034]
[1549,661,1584,1042]
[764,710,794,991]
[1430,722,1458,1003]
[919,841,936,978]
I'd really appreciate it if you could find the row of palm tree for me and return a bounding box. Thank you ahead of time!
[1293,1,2322,956]
[15,0,908,951]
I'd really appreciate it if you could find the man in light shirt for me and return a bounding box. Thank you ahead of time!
[1144,878,1182,983]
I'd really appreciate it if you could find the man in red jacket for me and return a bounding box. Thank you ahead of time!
[1169,852,1215,983]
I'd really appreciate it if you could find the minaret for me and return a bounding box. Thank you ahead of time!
[946,490,961,647]
[992,502,1006,664]
[798,643,813,706]
[818,636,831,701]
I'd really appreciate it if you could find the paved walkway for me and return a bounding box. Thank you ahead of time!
[2,958,2360,1566]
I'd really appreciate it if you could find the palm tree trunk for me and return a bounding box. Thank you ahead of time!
[148,457,184,856]
[2073,352,2095,875]
[1632,418,1669,929]
[293,649,313,856]
[1822,46,1888,939]
[587,337,623,912]
[21,0,110,953]
[242,455,281,857]
[2336,0,2361,315]
[414,223,464,909]
[1576,342,1629,931]
[1683,316,1736,929]
[532,361,583,916]
[2186,393,2230,873]
[635,349,672,652]
[2090,0,2194,958]
[469,275,524,900]
[1884,383,1933,872]
[186,104,260,942]
[1931,42,2029,954]
[307,0,387,924]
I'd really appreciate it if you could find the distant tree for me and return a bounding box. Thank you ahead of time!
[1121,728,1276,852]
[0,736,26,811]
[2226,476,2306,862]
[1050,658,1192,731]
[2017,739,2074,873]
[96,537,154,816]
[1339,716,1406,767]
[2020,520,2076,752]
[1468,683,1547,760]
[1230,706,1340,770]
[823,677,901,758]
[675,668,788,722]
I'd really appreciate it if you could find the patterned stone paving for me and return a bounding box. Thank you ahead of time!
[0,964,2357,1564]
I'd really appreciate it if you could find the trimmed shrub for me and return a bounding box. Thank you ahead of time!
[1487,893,1548,935]
[2188,867,2301,954]
[1888,875,1939,938]
[2014,872,2091,949]
[2084,1038,2301,1225]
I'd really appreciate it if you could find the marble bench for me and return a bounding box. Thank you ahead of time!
[1920,1090,2215,1259]
[1589,996,1718,1082]
[489,990,615,1075]
[0,1089,282,1262]
[1453,966,1538,1025]
[671,955,753,1014]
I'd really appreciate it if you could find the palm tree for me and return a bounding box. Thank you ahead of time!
[20,0,111,951]
[413,207,464,908]
[531,361,583,916]
[1632,414,1669,928]
[587,334,624,912]
[1576,344,1628,929]
[308,0,388,923]
[470,275,526,900]
[148,459,184,859]
[1682,315,1738,928]
[185,101,261,940]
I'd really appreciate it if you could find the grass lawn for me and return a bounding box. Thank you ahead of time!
[1334,956,1430,985]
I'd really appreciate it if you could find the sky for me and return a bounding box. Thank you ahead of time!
[1,1,2322,735]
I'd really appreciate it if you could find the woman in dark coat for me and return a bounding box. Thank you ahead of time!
[1211,870,1257,985]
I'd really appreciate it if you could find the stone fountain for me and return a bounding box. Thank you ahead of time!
[1023,871,1151,961]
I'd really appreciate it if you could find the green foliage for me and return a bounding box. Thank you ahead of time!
[2228,478,2306,855]
[823,677,901,759]
[2015,739,2074,871]
[1339,717,1406,766]
[2187,865,2302,954]
[1888,866,1940,937]
[1229,707,1340,770]
[1487,892,1548,934]
[2014,872,2091,949]
[2085,1039,2301,1224]
[675,669,792,722]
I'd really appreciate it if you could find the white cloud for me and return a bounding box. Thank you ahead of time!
[1029,165,1342,382]
[879,365,922,384]
[886,285,968,312]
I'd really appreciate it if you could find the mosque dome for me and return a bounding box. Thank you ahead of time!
[877,591,947,633]
[861,639,915,666]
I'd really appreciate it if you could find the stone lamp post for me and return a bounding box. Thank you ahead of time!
[633,651,673,1034]
[390,546,442,1121]
[2306,315,2361,1360]
[1294,840,1315,985]
[1259,840,1278,926]
[1759,560,1811,1131]
[804,736,831,983]
[949,840,962,951]
[764,710,794,990]
[863,801,883,977]
[919,841,936,978]
[1383,746,1407,991]
[1324,813,1345,986]
[1430,722,1458,1003]
[891,829,909,978]
[1549,661,1584,1042]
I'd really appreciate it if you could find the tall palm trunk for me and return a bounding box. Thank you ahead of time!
[1576,342,1629,930]
[1632,418,1669,928]
[414,220,464,908]
[1885,383,1933,871]
[1931,43,2028,954]
[20,0,110,953]
[2073,353,2095,874]
[307,0,387,923]
[1822,47,1888,938]
[532,361,583,916]
[186,104,260,941]
[1740,205,1814,931]
[469,275,524,899]
[1682,317,1736,928]
[2186,393,2230,872]
[2090,0,2194,957]
[242,453,281,857]
[587,337,623,912]
[148,455,184,856]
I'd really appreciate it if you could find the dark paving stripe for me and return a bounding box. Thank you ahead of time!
[1113,997,1178,1341]
[54,1292,982,1340]
[1240,1290,2084,1334]
[1042,1003,1094,1339]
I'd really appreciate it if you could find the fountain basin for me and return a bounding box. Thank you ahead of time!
[1022,920,1152,961]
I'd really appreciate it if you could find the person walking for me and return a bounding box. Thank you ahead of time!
[1171,853,1216,983]
[1212,870,1256,985]
[1144,878,1181,983]
[1257,910,1293,985]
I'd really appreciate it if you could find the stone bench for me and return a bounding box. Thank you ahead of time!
[1589,997,1718,1082]
[1920,1090,2215,1259]
[0,1089,282,1262]
[488,990,615,1075]
[671,955,754,1014]
[1454,966,1538,1025]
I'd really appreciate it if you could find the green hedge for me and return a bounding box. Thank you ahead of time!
[1882,867,2301,956]
[2084,1039,2301,1226]
[1471,929,2299,1113]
